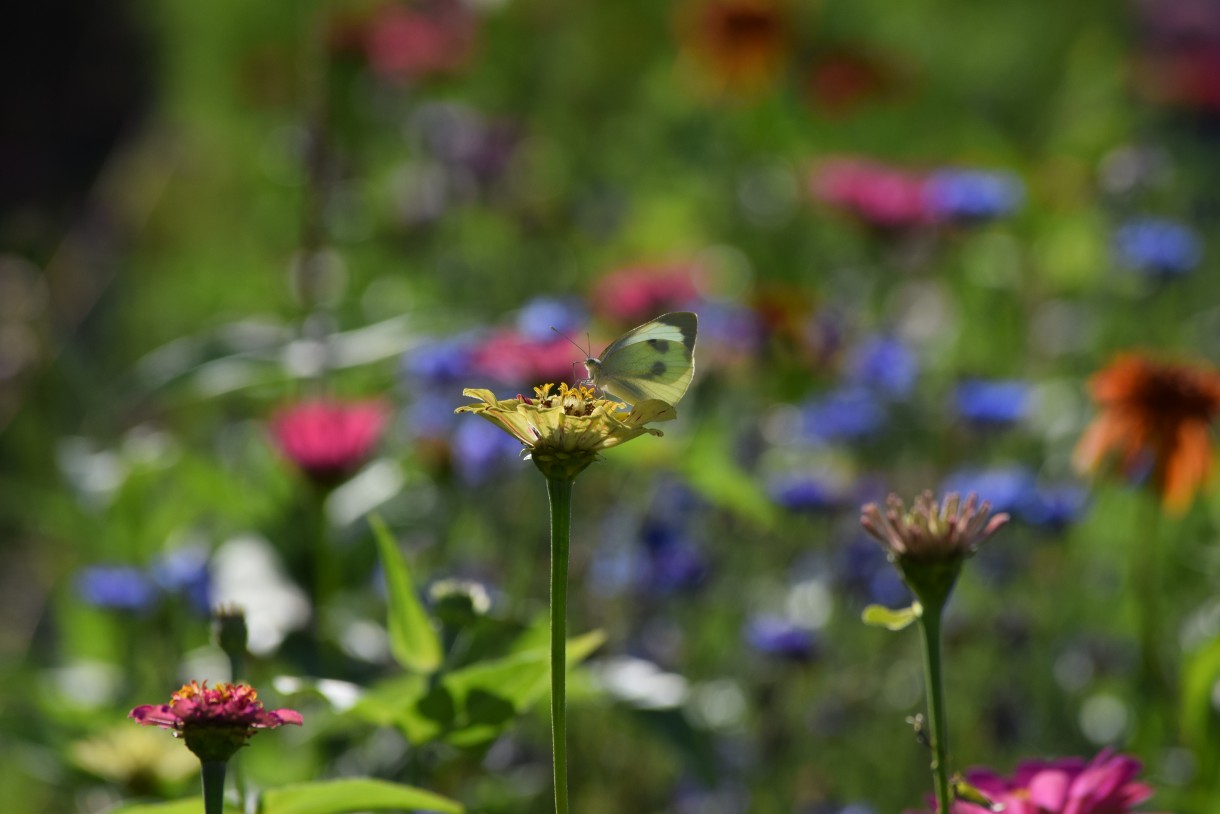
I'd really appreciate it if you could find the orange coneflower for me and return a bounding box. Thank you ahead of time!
[676,0,791,97]
[1074,352,1220,514]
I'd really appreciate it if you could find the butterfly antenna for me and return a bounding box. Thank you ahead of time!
[551,325,590,357]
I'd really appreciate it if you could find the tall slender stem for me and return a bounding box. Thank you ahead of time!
[546,476,573,814]
[1134,496,1164,692]
[918,603,952,814]
[200,760,227,814]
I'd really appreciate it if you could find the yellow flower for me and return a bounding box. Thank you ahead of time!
[456,383,677,480]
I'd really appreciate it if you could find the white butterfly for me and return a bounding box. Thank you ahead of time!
[583,312,698,406]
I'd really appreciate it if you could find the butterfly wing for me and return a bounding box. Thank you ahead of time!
[591,312,697,405]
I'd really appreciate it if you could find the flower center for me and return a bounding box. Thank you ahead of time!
[1136,367,1220,421]
[533,383,600,416]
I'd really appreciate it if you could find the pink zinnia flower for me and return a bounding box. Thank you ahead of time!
[270,399,387,487]
[925,750,1161,814]
[590,262,704,324]
[364,0,477,84]
[811,157,931,229]
[131,681,302,764]
[469,330,579,388]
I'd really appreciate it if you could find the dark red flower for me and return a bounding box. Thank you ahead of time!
[1075,352,1220,514]
[805,50,902,117]
[131,681,302,764]
[1131,0,1220,112]
[677,0,791,97]
[271,399,387,487]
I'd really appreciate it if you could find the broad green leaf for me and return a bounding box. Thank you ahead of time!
[350,627,603,747]
[260,778,463,814]
[105,800,238,814]
[446,630,605,709]
[370,514,442,673]
[862,603,921,631]
[439,630,605,747]
[680,429,777,528]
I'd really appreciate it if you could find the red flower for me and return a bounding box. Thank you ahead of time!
[1074,352,1220,514]
[1131,0,1220,112]
[805,50,903,118]
[131,681,302,764]
[271,399,387,487]
[931,750,1161,814]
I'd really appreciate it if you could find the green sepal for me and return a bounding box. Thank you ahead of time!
[861,602,921,631]
[952,773,1003,811]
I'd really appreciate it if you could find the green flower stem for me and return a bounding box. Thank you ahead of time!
[1134,497,1165,693]
[200,760,227,814]
[917,602,952,814]
[546,475,573,814]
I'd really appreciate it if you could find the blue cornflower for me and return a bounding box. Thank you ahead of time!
[954,379,1030,426]
[744,615,818,662]
[640,518,709,593]
[515,296,587,343]
[401,336,477,387]
[77,565,159,612]
[924,169,1024,222]
[647,537,709,593]
[801,386,888,441]
[768,471,850,513]
[452,416,527,485]
[942,467,1088,528]
[151,547,212,614]
[405,393,460,440]
[836,537,912,608]
[1024,483,1089,530]
[847,334,919,398]
[1114,218,1202,277]
[941,466,1037,517]
[698,299,765,356]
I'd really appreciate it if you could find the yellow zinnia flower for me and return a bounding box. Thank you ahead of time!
[455,383,676,480]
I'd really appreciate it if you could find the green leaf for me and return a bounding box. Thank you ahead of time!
[259,778,463,814]
[439,629,605,747]
[1181,634,1220,753]
[862,603,921,631]
[370,514,442,673]
[371,629,603,747]
[680,428,777,528]
[105,800,239,814]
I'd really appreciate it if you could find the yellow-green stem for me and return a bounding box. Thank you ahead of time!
[546,476,573,814]
[918,604,952,814]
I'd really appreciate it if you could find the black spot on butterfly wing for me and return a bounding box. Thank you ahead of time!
[649,360,667,377]
[646,338,671,353]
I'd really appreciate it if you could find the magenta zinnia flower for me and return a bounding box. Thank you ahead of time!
[927,750,1160,814]
[270,398,387,487]
[811,157,931,229]
[590,262,704,324]
[131,681,302,764]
